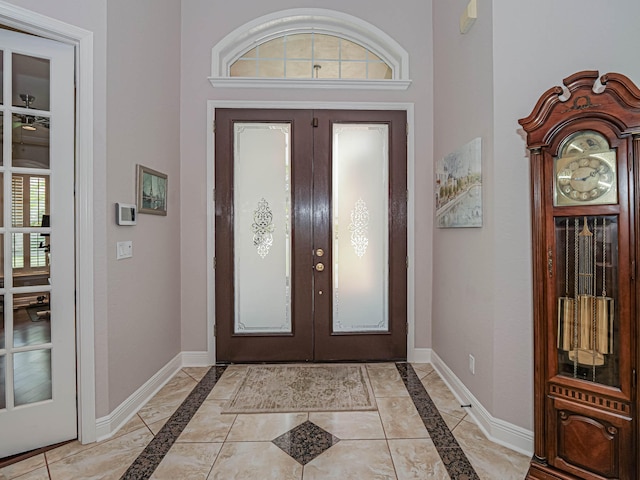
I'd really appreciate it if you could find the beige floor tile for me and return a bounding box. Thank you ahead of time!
[410,363,435,379]
[377,397,429,439]
[5,466,50,480]
[177,400,236,443]
[309,411,385,439]
[45,440,94,466]
[47,427,153,480]
[366,364,410,398]
[441,411,466,431]
[182,366,211,382]
[453,419,530,480]
[0,454,46,480]
[388,438,449,480]
[46,415,149,465]
[420,373,468,419]
[226,413,307,441]
[303,439,396,479]
[206,366,248,400]
[145,418,168,436]
[150,442,221,480]
[138,371,198,425]
[207,442,302,480]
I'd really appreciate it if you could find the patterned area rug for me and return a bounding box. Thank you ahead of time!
[223,364,376,413]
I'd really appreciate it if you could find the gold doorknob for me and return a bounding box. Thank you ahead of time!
[316,248,324,257]
[315,262,325,272]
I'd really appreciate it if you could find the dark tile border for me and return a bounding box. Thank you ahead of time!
[119,365,227,480]
[395,362,480,480]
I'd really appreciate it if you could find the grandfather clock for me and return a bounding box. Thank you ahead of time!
[519,71,639,480]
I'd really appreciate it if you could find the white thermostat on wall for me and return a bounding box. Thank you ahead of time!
[116,203,137,225]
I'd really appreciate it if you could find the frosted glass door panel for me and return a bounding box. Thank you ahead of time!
[332,124,389,332]
[234,123,292,333]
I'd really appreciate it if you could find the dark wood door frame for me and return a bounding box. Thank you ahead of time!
[214,108,407,363]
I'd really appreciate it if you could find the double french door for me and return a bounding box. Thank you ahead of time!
[0,29,76,457]
[215,109,407,362]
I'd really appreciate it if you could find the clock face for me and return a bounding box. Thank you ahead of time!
[554,131,618,206]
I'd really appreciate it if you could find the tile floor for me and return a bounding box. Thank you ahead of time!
[0,363,531,480]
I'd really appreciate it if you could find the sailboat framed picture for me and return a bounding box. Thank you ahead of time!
[137,164,168,216]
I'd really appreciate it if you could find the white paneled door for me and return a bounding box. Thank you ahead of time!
[0,29,76,457]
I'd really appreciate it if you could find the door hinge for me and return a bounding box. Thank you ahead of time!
[632,260,636,281]
[213,189,216,203]
[212,121,216,133]
[406,122,409,137]
[406,321,409,334]
[213,257,216,269]
[313,117,319,128]
[214,324,217,337]
[406,190,409,202]
[406,256,409,269]
[633,369,637,388]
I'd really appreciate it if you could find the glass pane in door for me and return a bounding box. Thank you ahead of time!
[12,118,50,169]
[0,112,3,166]
[13,292,50,348]
[332,124,389,332]
[0,355,5,410]
[12,53,50,110]
[234,123,292,333]
[0,50,3,105]
[14,349,51,406]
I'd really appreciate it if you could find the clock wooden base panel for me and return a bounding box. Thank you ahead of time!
[527,462,592,480]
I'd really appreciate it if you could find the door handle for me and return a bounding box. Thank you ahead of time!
[315,262,325,272]
[315,248,324,257]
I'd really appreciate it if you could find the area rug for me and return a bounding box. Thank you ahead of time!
[223,364,376,414]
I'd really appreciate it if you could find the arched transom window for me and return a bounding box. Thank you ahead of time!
[230,33,392,80]
[210,9,411,90]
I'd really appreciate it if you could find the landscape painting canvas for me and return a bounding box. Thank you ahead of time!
[435,137,482,228]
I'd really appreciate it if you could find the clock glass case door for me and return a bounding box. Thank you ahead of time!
[554,215,619,387]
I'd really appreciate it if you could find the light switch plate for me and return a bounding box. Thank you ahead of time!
[116,241,133,260]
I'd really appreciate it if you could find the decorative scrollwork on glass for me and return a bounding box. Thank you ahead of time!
[252,198,275,258]
[349,198,369,257]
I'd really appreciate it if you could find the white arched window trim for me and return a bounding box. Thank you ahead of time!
[209,8,411,90]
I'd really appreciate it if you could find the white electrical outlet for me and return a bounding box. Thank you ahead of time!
[469,354,475,375]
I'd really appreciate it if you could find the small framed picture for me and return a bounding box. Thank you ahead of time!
[137,164,168,216]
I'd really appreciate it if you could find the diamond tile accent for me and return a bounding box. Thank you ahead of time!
[272,420,340,465]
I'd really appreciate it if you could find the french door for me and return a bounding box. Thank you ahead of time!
[0,30,76,457]
[215,109,407,362]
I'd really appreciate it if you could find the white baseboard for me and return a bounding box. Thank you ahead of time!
[95,352,204,442]
[408,347,431,364]
[430,351,533,456]
[181,351,212,367]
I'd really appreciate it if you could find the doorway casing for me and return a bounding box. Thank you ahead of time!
[206,100,416,364]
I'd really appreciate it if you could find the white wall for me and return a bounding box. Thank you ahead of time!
[433,0,640,433]
[4,0,183,416]
[179,0,435,352]
[432,0,497,419]
[105,0,182,412]
[9,0,639,437]
[491,0,640,428]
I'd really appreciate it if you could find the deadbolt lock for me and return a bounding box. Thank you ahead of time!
[316,248,325,257]
[315,262,325,272]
